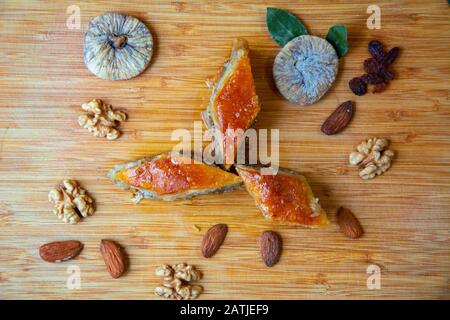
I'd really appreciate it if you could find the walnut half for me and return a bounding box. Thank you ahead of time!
[48,179,95,224]
[78,99,127,140]
[349,137,395,180]
[154,264,203,300]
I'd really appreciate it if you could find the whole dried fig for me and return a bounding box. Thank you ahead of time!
[273,35,338,105]
[84,13,153,80]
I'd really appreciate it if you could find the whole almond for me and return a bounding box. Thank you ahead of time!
[337,207,363,239]
[260,231,282,267]
[201,224,228,258]
[39,240,83,263]
[100,239,127,278]
[321,101,354,135]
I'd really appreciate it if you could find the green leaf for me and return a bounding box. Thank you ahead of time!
[266,7,308,47]
[326,24,349,58]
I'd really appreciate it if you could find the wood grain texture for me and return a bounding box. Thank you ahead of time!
[0,0,449,299]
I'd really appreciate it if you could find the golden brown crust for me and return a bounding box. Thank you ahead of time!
[202,38,260,171]
[236,165,329,228]
[108,152,242,202]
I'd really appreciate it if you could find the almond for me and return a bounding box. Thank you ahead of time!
[260,231,282,267]
[201,224,228,258]
[100,239,127,278]
[39,240,83,263]
[321,100,354,135]
[337,207,364,239]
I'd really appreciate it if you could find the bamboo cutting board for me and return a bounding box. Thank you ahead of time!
[0,0,449,300]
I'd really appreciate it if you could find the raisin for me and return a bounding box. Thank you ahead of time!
[383,47,400,65]
[361,73,384,85]
[380,68,395,82]
[372,82,388,93]
[349,77,367,96]
[363,58,383,75]
[360,74,369,84]
[348,41,399,95]
[368,40,385,62]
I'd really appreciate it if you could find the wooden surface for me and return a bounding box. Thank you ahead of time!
[0,0,449,300]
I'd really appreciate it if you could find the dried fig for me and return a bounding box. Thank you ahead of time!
[84,13,153,80]
[273,35,338,105]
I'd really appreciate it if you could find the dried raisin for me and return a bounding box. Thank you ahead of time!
[372,82,388,93]
[363,58,383,75]
[349,77,367,96]
[383,47,400,65]
[380,68,394,82]
[368,40,385,62]
[361,73,384,85]
[349,40,399,96]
